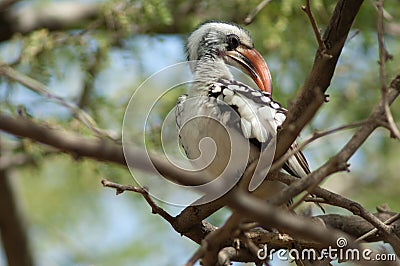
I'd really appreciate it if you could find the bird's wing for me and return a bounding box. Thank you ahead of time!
[208,79,311,179]
[208,79,284,141]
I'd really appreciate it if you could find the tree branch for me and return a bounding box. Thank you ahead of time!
[270,120,368,174]
[0,1,99,42]
[274,0,364,162]
[243,0,273,25]
[264,74,400,255]
[0,113,126,165]
[0,0,252,43]
[3,108,400,264]
[101,179,175,224]
[301,0,327,53]
[376,0,400,139]
[0,62,113,139]
[356,213,400,242]
[270,172,400,244]
[102,177,400,265]
[224,190,396,265]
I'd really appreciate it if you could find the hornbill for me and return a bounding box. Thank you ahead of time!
[176,21,311,201]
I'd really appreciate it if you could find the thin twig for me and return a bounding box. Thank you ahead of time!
[101,179,175,224]
[270,120,368,173]
[0,62,114,139]
[301,0,329,55]
[356,213,400,242]
[244,0,273,25]
[239,222,260,231]
[304,197,326,203]
[347,29,361,43]
[272,172,393,232]
[289,191,312,212]
[273,0,364,169]
[376,0,400,139]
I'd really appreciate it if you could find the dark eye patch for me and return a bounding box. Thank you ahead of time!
[226,34,240,50]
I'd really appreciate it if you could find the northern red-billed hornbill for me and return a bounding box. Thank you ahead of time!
[176,21,310,200]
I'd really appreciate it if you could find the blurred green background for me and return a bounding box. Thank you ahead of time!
[0,0,399,265]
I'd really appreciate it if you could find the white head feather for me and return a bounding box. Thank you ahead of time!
[187,22,253,62]
[186,22,254,94]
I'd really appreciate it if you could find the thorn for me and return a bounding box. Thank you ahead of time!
[345,163,351,172]
[17,107,24,116]
[337,162,351,172]
[233,239,241,250]
[347,29,360,42]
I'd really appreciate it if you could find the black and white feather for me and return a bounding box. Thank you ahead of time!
[176,78,310,179]
[176,21,312,201]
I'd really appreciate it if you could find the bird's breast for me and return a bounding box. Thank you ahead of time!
[176,95,259,180]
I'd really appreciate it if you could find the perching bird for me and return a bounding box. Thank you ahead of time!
[176,21,310,200]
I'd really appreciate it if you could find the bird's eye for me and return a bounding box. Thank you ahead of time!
[226,34,240,50]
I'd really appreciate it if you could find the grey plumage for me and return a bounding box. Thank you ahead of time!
[176,21,313,203]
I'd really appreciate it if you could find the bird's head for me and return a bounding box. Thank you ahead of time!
[187,21,272,93]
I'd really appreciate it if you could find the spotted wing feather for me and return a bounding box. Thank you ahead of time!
[208,79,311,179]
